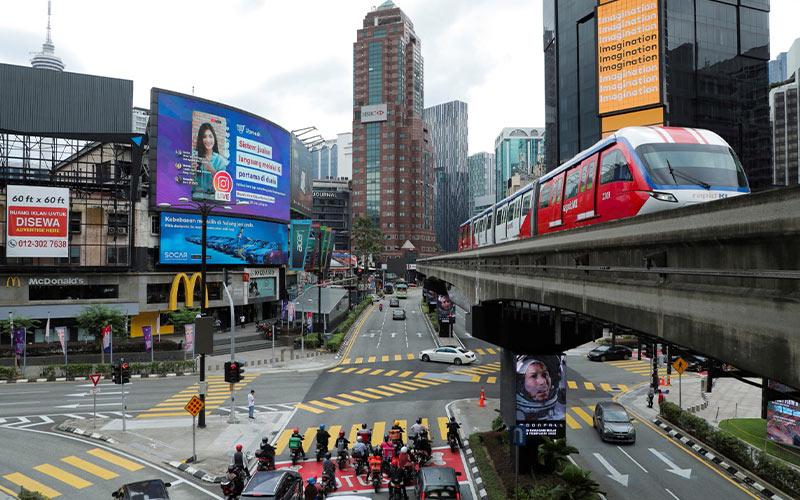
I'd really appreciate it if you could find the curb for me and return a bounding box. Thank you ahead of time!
[462,442,488,499]
[57,423,116,444]
[167,461,225,483]
[653,417,786,500]
[0,372,195,384]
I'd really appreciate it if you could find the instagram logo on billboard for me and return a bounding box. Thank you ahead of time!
[213,171,233,202]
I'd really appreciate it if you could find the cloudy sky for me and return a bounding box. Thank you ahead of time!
[1,0,797,158]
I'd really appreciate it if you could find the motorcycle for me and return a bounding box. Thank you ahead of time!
[353,453,368,475]
[316,443,328,462]
[447,432,459,452]
[369,464,382,493]
[411,446,430,466]
[337,449,350,470]
[388,476,406,500]
[290,447,303,466]
[254,449,275,471]
[379,303,383,312]
[220,469,245,500]
[321,472,337,494]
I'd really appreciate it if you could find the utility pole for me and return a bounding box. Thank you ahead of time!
[198,206,208,428]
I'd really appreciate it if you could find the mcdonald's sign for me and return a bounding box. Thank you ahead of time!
[168,272,209,311]
[5,277,21,288]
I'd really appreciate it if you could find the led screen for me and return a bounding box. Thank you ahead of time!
[516,354,567,438]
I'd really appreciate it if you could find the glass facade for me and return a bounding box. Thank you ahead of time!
[495,129,545,202]
[368,42,383,105]
[365,122,381,222]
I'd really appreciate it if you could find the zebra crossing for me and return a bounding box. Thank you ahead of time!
[214,402,299,415]
[606,359,654,376]
[0,412,134,429]
[136,373,260,418]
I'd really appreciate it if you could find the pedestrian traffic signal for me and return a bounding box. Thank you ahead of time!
[112,363,121,384]
[121,361,131,384]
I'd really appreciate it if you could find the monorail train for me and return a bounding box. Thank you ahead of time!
[458,126,750,251]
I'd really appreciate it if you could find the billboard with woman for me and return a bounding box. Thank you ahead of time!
[516,354,567,438]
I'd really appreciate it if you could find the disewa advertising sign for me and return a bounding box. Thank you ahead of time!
[6,185,70,257]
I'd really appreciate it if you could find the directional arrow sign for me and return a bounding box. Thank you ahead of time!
[417,332,423,337]
[593,452,629,486]
[649,449,692,479]
[390,333,397,338]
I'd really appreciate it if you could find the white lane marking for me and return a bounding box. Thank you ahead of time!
[593,452,629,487]
[665,488,680,500]
[649,448,692,479]
[617,446,648,473]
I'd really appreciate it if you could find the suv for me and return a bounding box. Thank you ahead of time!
[415,466,462,499]
[587,345,632,361]
[593,402,635,444]
[241,470,303,499]
[112,480,171,499]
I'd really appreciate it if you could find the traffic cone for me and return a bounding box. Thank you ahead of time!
[479,388,486,407]
[658,377,664,386]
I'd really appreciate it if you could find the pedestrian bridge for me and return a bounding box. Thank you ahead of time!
[417,186,800,389]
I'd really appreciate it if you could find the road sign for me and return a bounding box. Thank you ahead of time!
[672,357,689,374]
[511,425,527,447]
[89,387,99,395]
[89,373,101,387]
[184,395,205,416]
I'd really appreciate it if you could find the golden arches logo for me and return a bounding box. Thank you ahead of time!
[168,272,208,311]
[5,277,21,288]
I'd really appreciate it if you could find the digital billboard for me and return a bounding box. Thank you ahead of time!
[767,381,800,447]
[244,268,279,303]
[159,212,287,266]
[597,0,661,115]
[291,135,313,216]
[6,185,69,258]
[516,355,567,438]
[152,90,291,221]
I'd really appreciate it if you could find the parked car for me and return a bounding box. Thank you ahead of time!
[389,298,400,307]
[593,402,636,444]
[414,466,462,499]
[112,479,171,499]
[669,353,708,372]
[241,470,303,499]
[419,347,476,365]
[587,345,632,361]
[392,309,406,320]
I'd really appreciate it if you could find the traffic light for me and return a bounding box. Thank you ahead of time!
[121,361,130,384]
[235,362,245,383]
[223,268,231,287]
[224,360,244,383]
[112,363,121,384]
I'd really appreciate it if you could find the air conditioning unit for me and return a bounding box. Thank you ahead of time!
[108,226,129,235]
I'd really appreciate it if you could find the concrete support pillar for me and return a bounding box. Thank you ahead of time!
[611,330,616,348]
[637,337,642,360]
[705,365,714,393]
[554,308,561,345]
[761,378,769,420]
[665,344,672,377]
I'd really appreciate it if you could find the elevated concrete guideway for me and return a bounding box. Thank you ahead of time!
[418,186,800,389]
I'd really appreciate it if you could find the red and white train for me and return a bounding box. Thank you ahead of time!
[458,126,750,251]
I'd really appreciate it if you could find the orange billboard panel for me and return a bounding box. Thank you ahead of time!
[597,0,661,115]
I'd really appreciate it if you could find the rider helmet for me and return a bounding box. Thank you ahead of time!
[307,477,316,484]
[362,423,368,429]
[400,446,408,454]
[293,427,300,434]
[339,431,345,437]
[450,416,456,422]
[325,452,331,459]
[235,443,243,452]
[356,436,362,442]
[416,417,422,424]
[319,424,326,431]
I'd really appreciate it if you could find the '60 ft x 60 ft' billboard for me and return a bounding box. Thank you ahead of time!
[152,89,291,221]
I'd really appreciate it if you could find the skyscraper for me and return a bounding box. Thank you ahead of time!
[30,1,65,72]
[469,152,495,216]
[352,0,436,257]
[312,139,338,179]
[424,100,468,252]
[495,128,544,201]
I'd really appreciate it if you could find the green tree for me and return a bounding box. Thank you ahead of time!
[538,437,579,473]
[75,305,127,360]
[547,464,604,500]
[0,316,41,340]
[167,307,200,333]
[352,215,384,260]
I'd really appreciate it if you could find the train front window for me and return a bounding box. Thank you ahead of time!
[636,144,748,189]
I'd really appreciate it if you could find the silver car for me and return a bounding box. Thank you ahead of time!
[593,401,636,444]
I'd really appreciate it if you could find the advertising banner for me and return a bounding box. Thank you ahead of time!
[436,294,455,324]
[244,267,279,302]
[159,212,288,266]
[287,301,296,320]
[515,355,567,439]
[6,185,70,257]
[142,326,153,352]
[12,327,25,356]
[597,0,661,115]
[360,103,388,123]
[291,135,314,216]
[767,380,800,447]
[184,324,195,353]
[306,224,320,271]
[289,220,313,270]
[55,326,67,355]
[101,325,112,353]
[152,90,291,221]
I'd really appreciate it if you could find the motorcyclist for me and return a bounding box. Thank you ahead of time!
[389,421,404,447]
[224,464,245,495]
[368,448,383,476]
[356,423,372,446]
[647,385,655,408]
[304,477,320,500]
[232,443,249,477]
[335,430,350,454]
[379,302,384,311]
[380,433,396,461]
[288,428,306,460]
[316,424,331,455]
[352,435,369,460]
[414,428,432,460]
[397,446,411,469]
[446,416,463,449]
[409,417,426,444]
[388,458,408,499]
[322,452,336,491]
[257,437,275,469]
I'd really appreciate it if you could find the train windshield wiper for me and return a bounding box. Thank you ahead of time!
[665,159,711,190]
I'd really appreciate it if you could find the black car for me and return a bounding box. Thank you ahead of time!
[587,345,632,361]
[241,470,303,499]
[393,309,406,320]
[593,401,636,444]
[112,479,171,499]
[415,466,462,499]
[669,354,708,372]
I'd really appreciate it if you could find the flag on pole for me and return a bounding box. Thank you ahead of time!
[45,314,51,342]
[56,326,67,355]
[142,326,153,352]
[156,313,161,342]
[101,325,111,353]
[12,327,25,357]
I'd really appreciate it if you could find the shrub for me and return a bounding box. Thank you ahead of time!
[19,486,49,500]
[491,415,506,432]
[40,365,57,380]
[0,366,18,380]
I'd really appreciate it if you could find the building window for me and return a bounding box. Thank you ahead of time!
[107,247,129,265]
[108,213,128,236]
[58,245,81,265]
[30,284,119,301]
[69,211,82,234]
[151,215,160,235]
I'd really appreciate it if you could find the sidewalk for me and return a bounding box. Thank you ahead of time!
[448,397,499,500]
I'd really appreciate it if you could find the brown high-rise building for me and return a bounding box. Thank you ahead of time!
[351,0,436,258]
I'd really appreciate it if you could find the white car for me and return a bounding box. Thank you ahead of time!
[419,347,476,365]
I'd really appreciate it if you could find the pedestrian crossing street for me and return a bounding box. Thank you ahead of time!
[136,373,260,418]
[295,376,451,414]
[606,359,653,377]
[0,447,144,498]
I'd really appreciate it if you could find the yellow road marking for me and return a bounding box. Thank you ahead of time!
[342,358,351,365]
[384,370,399,377]
[309,400,339,410]
[352,390,382,400]
[414,372,428,378]
[398,370,413,378]
[275,429,293,454]
[566,414,581,429]
[437,417,449,441]
[302,427,316,452]
[86,449,143,471]
[586,406,596,415]
[381,355,390,362]
[394,354,402,361]
[342,367,358,374]
[61,456,117,480]
[363,387,393,397]
[295,403,325,414]
[0,484,17,498]
[370,369,384,375]
[487,348,497,354]
[367,356,377,363]
[3,473,61,498]
[356,368,371,374]
[34,464,92,489]
[355,357,364,364]
[486,376,497,384]
[324,396,354,406]
[601,383,613,392]
[567,380,578,389]
[378,385,406,394]
[411,378,441,386]
[471,375,481,383]
[389,382,418,391]
[618,384,629,392]
[572,407,593,425]
[421,418,430,430]
[399,380,429,388]
[373,422,386,447]
[475,348,485,355]
[349,424,360,444]
[329,367,343,373]
[337,393,368,403]
[406,353,414,360]
[584,382,595,391]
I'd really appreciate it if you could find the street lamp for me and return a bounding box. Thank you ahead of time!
[158,197,248,428]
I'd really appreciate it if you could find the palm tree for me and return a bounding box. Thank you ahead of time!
[538,437,579,473]
[548,464,604,500]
